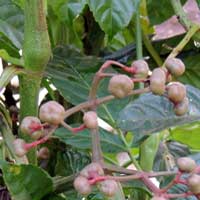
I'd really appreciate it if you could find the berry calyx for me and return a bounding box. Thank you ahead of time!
[108,75,134,98]
[150,68,166,95]
[20,116,44,139]
[37,147,50,159]
[39,101,65,125]
[174,97,189,116]
[167,82,186,103]
[177,157,196,172]
[165,57,185,77]
[188,174,200,194]
[131,60,149,78]
[73,176,92,195]
[13,138,28,157]
[99,180,118,197]
[80,163,104,178]
[83,111,98,129]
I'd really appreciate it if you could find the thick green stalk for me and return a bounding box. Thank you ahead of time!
[20,0,51,164]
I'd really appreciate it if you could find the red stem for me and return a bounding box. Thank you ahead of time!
[24,137,48,150]
[72,124,86,133]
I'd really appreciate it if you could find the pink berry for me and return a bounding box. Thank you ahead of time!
[39,101,65,125]
[20,116,43,139]
[177,157,196,172]
[131,60,149,78]
[13,138,27,157]
[99,180,118,197]
[73,176,91,195]
[83,111,98,129]
[108,75,134,98]
[80,163,104,178]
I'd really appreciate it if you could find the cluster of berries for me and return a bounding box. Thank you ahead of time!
[108,58,188,116]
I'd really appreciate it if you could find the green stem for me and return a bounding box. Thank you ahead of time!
[166,24,200,60]
[118,130,141,170]
[19,74,42,164]
[136,4,143,60]
[20,0,51,164]
[143,35,162,66]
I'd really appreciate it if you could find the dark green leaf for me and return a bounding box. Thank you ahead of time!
[117,85,200,144]
[178,52,200,89]
[0,0,24,49]
[55,149,90,176]
[54,127,126,153]
[87,0,137,38]
[0,161,53,200]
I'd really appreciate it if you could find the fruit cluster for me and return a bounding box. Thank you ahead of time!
[151,157,200,200]
[73,163,118,197]
[13,101,65,157]
[108,58,188,116]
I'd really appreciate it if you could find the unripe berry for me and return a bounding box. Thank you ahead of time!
[37,147,50,159]
[13,138,27,157]
[151,196,167,200]
[174,97,189,116]
[150,68,166,95]
[188,174,200,194]
[39,101,65,125]
[20,116,43,139]
[167,82,186,103]
[99,180,118,197]
[131,60,149,78]
[80,163,104,178]
[165,57,185,77]
[73,176,91,195]
[83,111,98,129]
[108,75,134,98]
[177,157,196,172]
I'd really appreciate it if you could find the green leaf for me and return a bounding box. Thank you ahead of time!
[117,85,200,144]
[0,161,53,200]
[147,0,174,25]
[87,0,137,38]
[170,122,200,150]
[55,149,90,176]
[54,127,126,153]
[0,66,24,93]
[0,0,24,49]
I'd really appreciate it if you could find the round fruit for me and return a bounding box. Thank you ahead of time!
[167,82,186,103]
[150,68,166,95]
[73,176,91,195]
[188,174,200,194]
[177,157,196,172]
[13,138,27,157]
[108,75,134,98]
[99,180,118,197]
[151,196,167,200]
[165,57,185,77]
[174,97,189,116]
[20,116,43,139]
[80,162,104,178]
[83,111,98,129]
[39,101,65,125]
[37,147,50,159]
[131,60,149,78]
